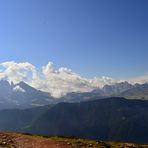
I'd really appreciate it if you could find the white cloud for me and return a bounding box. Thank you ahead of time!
[89,76,118,88]
[37,62,94,97]
[0,61,147,97]
[0,61,37,83]
[129,73,148,84]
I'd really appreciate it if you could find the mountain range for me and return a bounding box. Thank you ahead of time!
[0,80,148,109]
[0,97,148,144]
[0,80,148,143]
[0,80,56,109]
[62,81,148,103]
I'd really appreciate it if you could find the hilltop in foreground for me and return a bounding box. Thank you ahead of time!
[0,132,147,148]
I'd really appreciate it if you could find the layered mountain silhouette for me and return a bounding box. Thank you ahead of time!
[62,82,148,103]
[0,97,148,143]
[0,80,148,143]
[0,80,148,109]
[0,80,55,109]
[118,83,148,100]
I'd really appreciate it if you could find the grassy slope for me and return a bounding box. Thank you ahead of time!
[0,132,148,148]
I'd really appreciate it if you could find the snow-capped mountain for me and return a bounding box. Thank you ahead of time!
[0,79,148,109]
[62,82,148,102]
[0,80,55,109]
[102,81,134,95]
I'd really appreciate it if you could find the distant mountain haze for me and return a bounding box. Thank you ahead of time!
[63,82,148,102]
[0,80,148,143]
[0,61,148,98]
[0,80,148,109]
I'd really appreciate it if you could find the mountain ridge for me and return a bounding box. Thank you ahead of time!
[0,97,148,143]
[0,80,148,109]
[0,80,55,109]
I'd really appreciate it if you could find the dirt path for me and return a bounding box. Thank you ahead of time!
[0,132,72,148]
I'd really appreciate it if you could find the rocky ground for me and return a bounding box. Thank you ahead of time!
[0,132,148,148]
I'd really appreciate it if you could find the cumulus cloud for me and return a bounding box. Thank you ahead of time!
[0,61,147,97]
[0,61,37,83]
[35,62,94,97]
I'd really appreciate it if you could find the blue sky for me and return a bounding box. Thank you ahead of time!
[0,0,147,79]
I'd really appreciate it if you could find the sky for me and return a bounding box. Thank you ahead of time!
[0,0,147,96]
